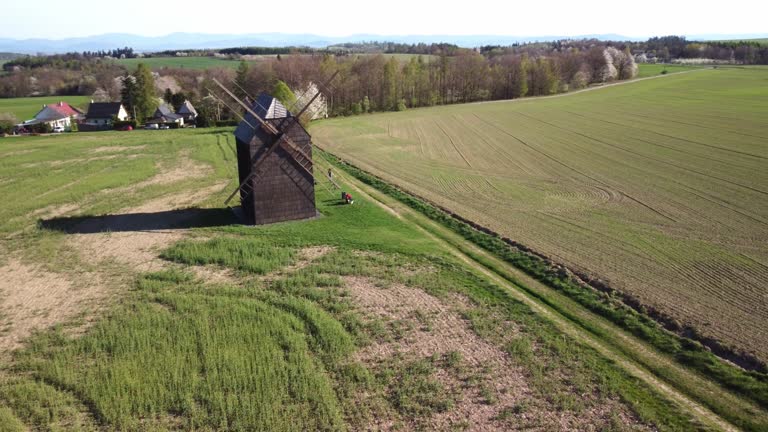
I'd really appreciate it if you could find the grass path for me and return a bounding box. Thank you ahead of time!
[321,153,753,431]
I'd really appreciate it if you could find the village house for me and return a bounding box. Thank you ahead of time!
[145,104,184,127]
[177,100,197,124]
[84,102,129,127]
[18,101,84,132]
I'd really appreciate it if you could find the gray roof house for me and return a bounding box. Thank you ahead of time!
[146,104,184,126]
[177,100,197,123]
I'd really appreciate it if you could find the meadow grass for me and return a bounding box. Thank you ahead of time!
[0,96,91,121]
[0,405,26,432]
[0,134,703,429]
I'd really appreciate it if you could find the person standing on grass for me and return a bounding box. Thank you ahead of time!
[328,168,333,180]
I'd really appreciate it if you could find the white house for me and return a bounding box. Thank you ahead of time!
[84,102,129,126]
[19,101,84,131]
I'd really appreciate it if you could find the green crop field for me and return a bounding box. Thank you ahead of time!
[313,67,768,367]
[636,63,705,78]
[3,128,767,430]
[116,56,246,70]
[0,96,91,121]
[116,53,431,71]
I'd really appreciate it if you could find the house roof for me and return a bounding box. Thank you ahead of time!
[177,100,197,116]
[33,102,83,121]
[86,102,124,119]
[156,104,174,117]
[234,93,290,144]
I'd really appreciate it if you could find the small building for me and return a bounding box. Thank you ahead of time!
[19,101,83,132]
[84,102,129,127]
[233,93,315,225]
[177,100,197,124]
[146,104,184,127]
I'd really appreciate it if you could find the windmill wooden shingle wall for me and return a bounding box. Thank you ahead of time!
[233,94,316,225]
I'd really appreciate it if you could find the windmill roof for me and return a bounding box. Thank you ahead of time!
[234,93,291,144]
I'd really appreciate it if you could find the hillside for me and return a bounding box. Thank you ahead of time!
[313,67,768,365]
[0,129,735,430]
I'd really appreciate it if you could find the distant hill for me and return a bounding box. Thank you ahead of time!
[0,33,644,54]
[0,52,22,60]
[2,32,766,55]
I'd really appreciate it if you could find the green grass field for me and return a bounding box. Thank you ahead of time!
[636,63,705,78]
[116,56,244,70]
[313,67,768,367]
[3,128,761,430]
[117,53,434,71]
[0,95,91,121]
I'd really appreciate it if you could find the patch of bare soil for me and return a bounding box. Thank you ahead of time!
[188,265,239,285]
[133,154,212,189]
[345,276,649,431]
[67,181,228,273]
[89,145,147,154]
[31,202,81,219]
[1,154,225,353]
[263,246,336,281]
[1,149,36,157]
[345,276,528,430]
[0,259,105,352]
[24,154,146,168]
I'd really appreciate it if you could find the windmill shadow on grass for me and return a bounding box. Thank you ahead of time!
[40,208,237,234]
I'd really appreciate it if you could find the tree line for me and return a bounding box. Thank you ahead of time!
[2,36,765,124]
[3,47,137,71]
[225,46,636,118]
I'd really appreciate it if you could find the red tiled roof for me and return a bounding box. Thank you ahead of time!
[48,102,82,117]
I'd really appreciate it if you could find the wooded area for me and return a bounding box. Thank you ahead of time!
[2,36,766,121]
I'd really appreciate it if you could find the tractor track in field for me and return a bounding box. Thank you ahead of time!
[320,153,752,432]
[560,110,758,169]
[516,111,768,196]
[434,119,473,168]
[472,113,679,222]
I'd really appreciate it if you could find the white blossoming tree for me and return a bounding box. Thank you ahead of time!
[291,82,327,121]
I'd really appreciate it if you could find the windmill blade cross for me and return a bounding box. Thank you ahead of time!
[212,78,280,136]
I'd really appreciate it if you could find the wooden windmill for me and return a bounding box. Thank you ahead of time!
[211,73,338,225]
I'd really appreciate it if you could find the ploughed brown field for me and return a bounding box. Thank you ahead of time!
[313,67,768,363]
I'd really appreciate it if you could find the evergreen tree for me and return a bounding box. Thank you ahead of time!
[133,63,158,122]
[170,92,187,111]
[120,73,137,117]
[163,88,173,103]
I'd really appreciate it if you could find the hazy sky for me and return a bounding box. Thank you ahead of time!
[3,0,767,39]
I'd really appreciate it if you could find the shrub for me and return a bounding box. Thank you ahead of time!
[0,112,18,133]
